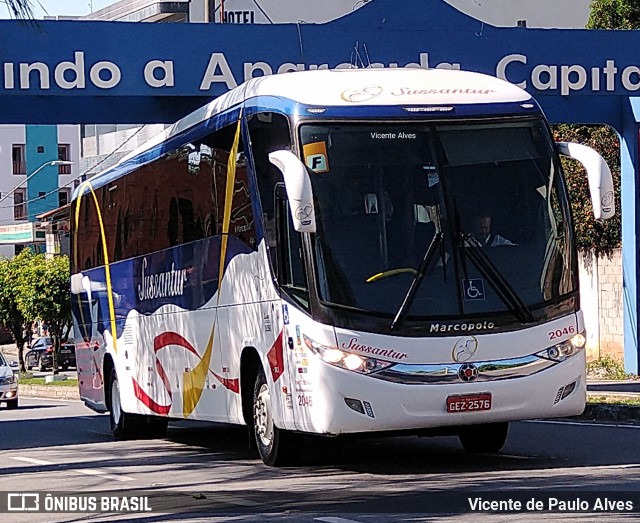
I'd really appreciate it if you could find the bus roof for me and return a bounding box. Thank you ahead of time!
[76,68,533,198]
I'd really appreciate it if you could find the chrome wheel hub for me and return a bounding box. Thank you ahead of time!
[254,383,273,447]
[111,378,121,425]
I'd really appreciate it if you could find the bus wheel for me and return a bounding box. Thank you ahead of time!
[253,367,299,466]
[458,422,509,454]
[109,369,143,440]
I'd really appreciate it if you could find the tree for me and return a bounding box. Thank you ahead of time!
[554,124,622,256]
[588,0,640,29]
[0,254,29,371]
[14,252,71,374]
[550,0,635,255]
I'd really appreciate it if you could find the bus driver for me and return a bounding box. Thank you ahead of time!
[471,213,516,247]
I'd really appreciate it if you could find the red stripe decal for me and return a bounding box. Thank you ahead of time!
[267,329,285,382]
[154,332,198,355]
[212,372,240,394]
[132,378,171,415]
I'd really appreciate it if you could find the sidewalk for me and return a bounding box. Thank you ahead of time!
[587,380,640,395]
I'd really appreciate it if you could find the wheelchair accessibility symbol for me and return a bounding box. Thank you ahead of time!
[463,278,485,301]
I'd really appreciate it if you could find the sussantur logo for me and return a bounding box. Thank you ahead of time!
[452,336,478,362]
[341,85,383,102]
[295,204,313,220]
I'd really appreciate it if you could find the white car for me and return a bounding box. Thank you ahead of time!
[0,352,18,409]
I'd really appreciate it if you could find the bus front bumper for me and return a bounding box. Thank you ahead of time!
[304,351,586,435]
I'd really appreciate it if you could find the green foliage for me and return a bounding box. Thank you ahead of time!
[14,253,71,341]
[0,252,30,370]
[588,395,640,406]
[11,252,71,373]
[18,377,79,387]
[551,0,636,255]
[587,0,640,29]
[587,354,629,379]
[553,124,621,256]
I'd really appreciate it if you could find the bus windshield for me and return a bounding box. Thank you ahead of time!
[301,119,575,321]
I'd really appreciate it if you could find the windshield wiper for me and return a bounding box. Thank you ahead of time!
[460,235,535,324]
[390,232,444,331]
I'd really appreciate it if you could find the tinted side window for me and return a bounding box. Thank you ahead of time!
[74,119,256,269]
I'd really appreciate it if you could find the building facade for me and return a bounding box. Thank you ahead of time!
[0,125,80,258]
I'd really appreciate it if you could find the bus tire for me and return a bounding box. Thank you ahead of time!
[108,369,143,440]
[253,367,300,466]
[458,422,509,454]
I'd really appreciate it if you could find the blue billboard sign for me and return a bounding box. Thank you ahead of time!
[0,0,638,124]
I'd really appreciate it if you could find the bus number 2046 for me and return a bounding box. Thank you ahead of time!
[548,326,575,340]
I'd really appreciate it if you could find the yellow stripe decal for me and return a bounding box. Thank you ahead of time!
[183,110,243,418]
[73,181,118,353]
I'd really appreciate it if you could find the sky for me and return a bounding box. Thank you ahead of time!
[0,0,116,19]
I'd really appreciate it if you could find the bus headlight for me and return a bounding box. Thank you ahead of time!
[343,353,364,370]
[304,335,393,374]
[571,333,586,348]
[537,331,586,362]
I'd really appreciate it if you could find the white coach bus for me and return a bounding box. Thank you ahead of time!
[70,68,614,466]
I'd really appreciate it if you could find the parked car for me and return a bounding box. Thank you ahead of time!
[25,337,76,371]
[0,351,18,409]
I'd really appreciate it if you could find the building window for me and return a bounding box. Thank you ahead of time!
[58,188,71,207]
[14,189,26,220]
[12,145,26,174]
[58,144,71,174]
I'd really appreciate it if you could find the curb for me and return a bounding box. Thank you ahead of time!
[579,403,640,423]
[19,384,80,401]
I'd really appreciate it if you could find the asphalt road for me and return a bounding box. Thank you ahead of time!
[0,398,639,522]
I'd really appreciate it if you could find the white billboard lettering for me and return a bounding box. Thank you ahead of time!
[245,60,273,78]
[405,52,434,69]
[592,67,601,90]
[89,61,121,89]
[144,60,175,88]
[200,52,237,90]
[20,62,50,89]
[434,62,461,70]
[496,53,527,88]
[532,64,557,91]
[4,63,14,89]
[560,65,587,95]
[4,50,640,96]
[277,63,305,73]
[604,59,617,90]
[54,51,86,90]
[622,65,640,90]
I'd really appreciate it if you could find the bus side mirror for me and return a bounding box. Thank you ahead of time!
[268,150,317,233]
[556,142,615,220]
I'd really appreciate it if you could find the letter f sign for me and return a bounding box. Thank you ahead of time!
[306,154,327,172]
